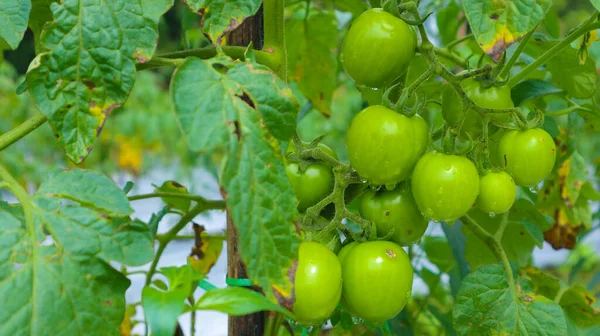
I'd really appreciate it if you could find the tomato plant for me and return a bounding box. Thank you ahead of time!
[341,8,416,88]
[359,184,428,245]
[285,141,337,211]
[1,0,599,335]
[411,152,480,222]
[293,242,343,326]
[340,241,413,324]
[498,128,557,187]
[346,105,428,186]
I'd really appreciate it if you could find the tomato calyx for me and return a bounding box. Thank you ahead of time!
[286,134,339,173]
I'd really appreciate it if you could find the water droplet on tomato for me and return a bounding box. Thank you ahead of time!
[406,291,411,299]
[529,186,539,193]
[488,212,496,218]
[385,183,396,191]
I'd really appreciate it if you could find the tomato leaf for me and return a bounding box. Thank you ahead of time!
[462,0,552,61]
[510,79,562,106]
[182,0,261,44]
[421,236,456,273]
[142,271,190,336]
[591,0,600,12]
[26,0,172,163]
[286,3,337,116]
[525,36,598,99]
[28,0,53,52]
[171,57,300,298]
[0,169,152,335]
[155,181,191,212]
[453,264,567,335]
[0,0,30,49]
[195,286,295,319]
[436,1,463,46]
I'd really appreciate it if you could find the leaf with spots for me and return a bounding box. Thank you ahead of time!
[286,3,338,116]
[453,264,567,335]
[0,0,31,49]
[26,0,173,163]
[171,56,300,298]
[182,0,262,44]
[462,0,552,61]
[0,168,153,335]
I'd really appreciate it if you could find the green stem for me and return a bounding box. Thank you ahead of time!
[508,18,600,87]
[262,0,288,80]
[494,212,510,240]
[135,57,183,71]
[150,46,274,68]
[0,113,47,152]
[145,203,214,286]
[546,105,590,117]
[461,214,517,296]
[128,192,226,209]
[481,118,491,170]
[433,47,469,68]
[446,34,473,50]
[498,29,535,80]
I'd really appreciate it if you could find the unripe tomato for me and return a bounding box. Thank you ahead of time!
[497,128,556,187]
[341,9,416,88]
[358,184,428,246]
[411,152,480,222]
[293,242,343,325]
[341,241,413,323]
[442,79,514,137]
[346,105,428,186]
[285,142,338,211]
[476,171,516,214]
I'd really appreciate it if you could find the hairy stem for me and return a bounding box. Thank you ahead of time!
[498,29,535,80]
[128,192,226,209]
[263,0,288,80]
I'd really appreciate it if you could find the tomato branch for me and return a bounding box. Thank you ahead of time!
[128,192,226,209]
[0,113,47,152]
[263,0,288,80]
[508,13,600,87]
[497,29,535,81]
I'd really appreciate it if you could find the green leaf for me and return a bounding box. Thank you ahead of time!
[437,1,463,46]
[26,0,172,163]
[171,57,298,152]
[462,0,552,60]
[421,236,456,273]
[0,168,153,334]
[171,57,300,296]
[511,79,563,106]
[182,0,261,44]
[36,168,133,217]
[28,0,53,52]
[195,287,295,318]
[142,286,189,336]
[453,264,567,335]
[592,0,600,12]
[525,37,598,99]
[542,6,560,39]
[221,100,300,297]
[286,4,337,116]
[0,0,31,49]
[155,180,191,212]
[332,0,368,16]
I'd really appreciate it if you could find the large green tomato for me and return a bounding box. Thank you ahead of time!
[346,105,428,186]
[476,171,516,214]
[341,241,413,323]
[293,242,343,326]
[337,241,359,265]
[442,79,514,137]
[497,128,556,187]
[411,152,480,222]
[285,142,338,211]
[358,184,428,246]
[341,8,416,88]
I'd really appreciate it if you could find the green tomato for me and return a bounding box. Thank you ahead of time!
[442,79,514,137]
[358,184,428,246]
[346,105,428,186]
[341,8,416,88]
[476,171,517,214]
[497,128,556,187]
[411,152,480,222]
[293,242,343,326]
[285,142,338,211]
[341,241,413,323]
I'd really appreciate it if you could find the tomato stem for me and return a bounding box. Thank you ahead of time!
[496,28,535,81]
[0,112,47,153]
[508,13,600,87]
[461,214,518,296]
[263,0,288,80]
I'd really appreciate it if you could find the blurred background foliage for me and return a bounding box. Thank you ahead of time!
[1,1,599,334]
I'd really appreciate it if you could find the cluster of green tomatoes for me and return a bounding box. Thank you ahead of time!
[283,8,558,328]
